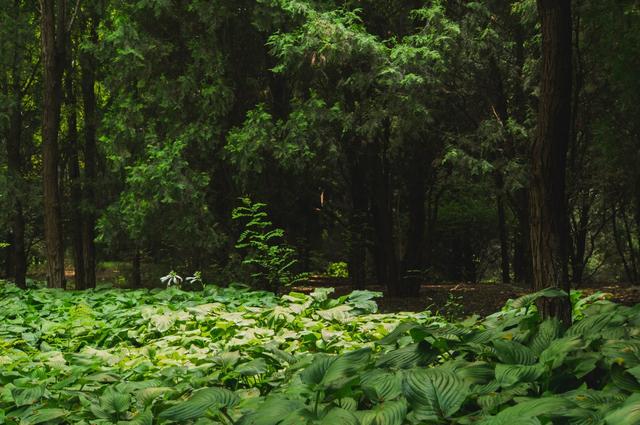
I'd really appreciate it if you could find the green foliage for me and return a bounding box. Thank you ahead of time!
[0,283,639,424]
[233,198,306,292]
[325,261,349,278]
[442,291,464,321]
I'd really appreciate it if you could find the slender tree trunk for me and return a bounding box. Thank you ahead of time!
[621,208,639,282]
[487,55,513,285]
[495,172,511,283]
[570,199,590,285]
[530,0,573,324]
[401,145,427,297]
[64,47,86,290]
[3,232,13,279]
[7,107,28,289]
[80,13,99,289]
[7,35,28,288]
[345,141,367,290]
[40,0,67,289]
[512,188,532,286]
[612,204,636,283]
[131,250,142,288]
[370,119,402,296]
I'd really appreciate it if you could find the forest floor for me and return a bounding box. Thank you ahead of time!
[29,263,640,317]
[293,277,640,316]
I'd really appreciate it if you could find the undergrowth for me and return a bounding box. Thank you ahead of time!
[0,282,636,424]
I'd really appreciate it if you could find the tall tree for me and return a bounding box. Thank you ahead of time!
[530,0,573,323]
[4,1,28,288]
[79,8,100,289]
[64,27,85,289]
[40,0,67,288]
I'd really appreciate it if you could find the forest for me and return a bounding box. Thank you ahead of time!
[1,0,640,424]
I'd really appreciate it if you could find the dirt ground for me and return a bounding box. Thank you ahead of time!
[44,265,640,317]
[292,277,640,317]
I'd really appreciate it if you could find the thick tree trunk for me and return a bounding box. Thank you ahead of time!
[530,0,573,324]
[41,0,67,289]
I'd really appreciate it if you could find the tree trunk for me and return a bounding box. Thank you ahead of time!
[64,47,86,290]
[370,121,400,295]
[569,199,590,285]
[345,140,367,290]
[80,12,99,289]
[495,172,511,284]
[131,249,142,288]
[40,0,67,289]
[401,145,427,297]
[530,0,573,324]
[512,188,532,287]
[7,106,28,289]
[6,36,28,288]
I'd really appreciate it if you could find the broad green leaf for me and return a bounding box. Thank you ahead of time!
[402,368,468,419]
[236,358,268,376]
[118,409,153,425]
[529,319,561,356]
[477,383,531,412]
[487,396,577,423]
[136,387,173,407]
[237,397,306,425]
[20,408,68,425]
[495,364,544,386]
[376,341,436,369]
[361,370,402,402]
[509,288,567,309]
[11,386,44,406]
[604,393,640,425]
[538,336,583,369]
[320,407,360,425]
[493,339,536,365]
[159,387,239,421]
[357,399,407,425]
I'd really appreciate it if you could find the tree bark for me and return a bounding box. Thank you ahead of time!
[530,0,573,324]
[8,104,28,289]
[370,119,401,295]
[495,172,511,284]
[131,249,142,288]
[40,0,67,289]
[487,54,513,285]
[64,42,86,290]
[345,140,368,290]
[6,35,28,288]
[80,12,99,289]
[401,144,427,297]
[512,188,532,286]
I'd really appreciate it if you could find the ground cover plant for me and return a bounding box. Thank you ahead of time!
[1,282,638,424]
